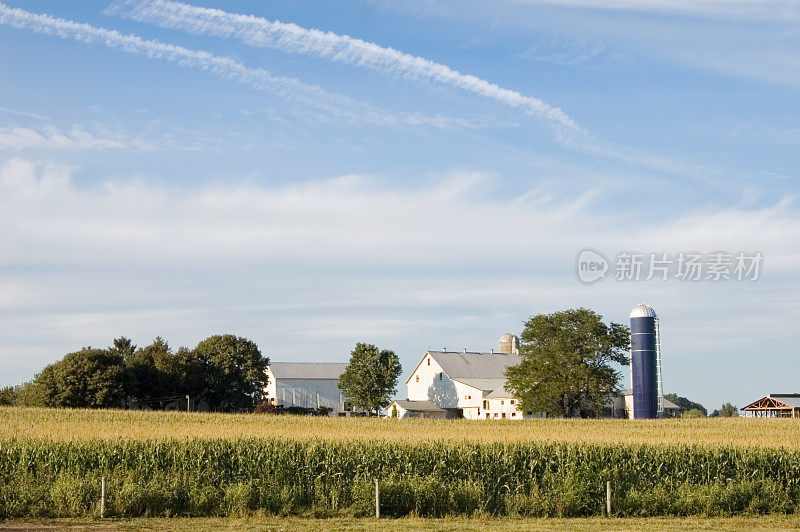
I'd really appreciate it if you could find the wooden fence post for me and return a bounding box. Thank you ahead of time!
[606,480,612,517]
[100,476,105,518]
[375,478,380,518]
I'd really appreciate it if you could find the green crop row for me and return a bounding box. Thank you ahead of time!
[1,438,799,518]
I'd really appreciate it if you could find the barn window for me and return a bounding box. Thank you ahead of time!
[439,373,443,381]
[501,400,504,405]
[502,413,506,419]
[511,412,516,417]
[483,400,488,409]
[415,375,419,382]
[510,399,515,405]
[427,358,430,366]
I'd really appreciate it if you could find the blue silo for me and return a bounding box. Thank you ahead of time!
[630,303,659,419]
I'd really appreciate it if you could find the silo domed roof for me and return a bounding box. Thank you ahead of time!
[498,333,519,355]
[630,303,657,318]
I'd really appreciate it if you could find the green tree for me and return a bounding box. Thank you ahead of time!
[338,342,402,415]
[36,347,126,408]
[0,386,14,406]
[124,337,179,406]
[710,402,739,417]
[664,393,707,417]
[12,381,47,407]
[193,335,269,412]
[110,336,137,359]
[505,308,630,418]
[173,345,207,400]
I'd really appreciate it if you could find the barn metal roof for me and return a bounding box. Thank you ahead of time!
[268,362,348,380]
[427,351,520,380]
[769,394,800,408]
[453,378,508,393]
[392,400,446,412]
[741,394,800,410]
[485,386,515,399]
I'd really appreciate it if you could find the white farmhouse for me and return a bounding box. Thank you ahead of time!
[265,362,352,416]
[389,334,537,420]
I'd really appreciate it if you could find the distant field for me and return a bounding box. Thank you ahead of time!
[0,406,795,448]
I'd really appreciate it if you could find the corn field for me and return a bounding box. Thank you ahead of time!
[2,407,798,448]
[2,407,800,518]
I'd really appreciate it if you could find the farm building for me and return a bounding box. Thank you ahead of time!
[387,400,459,419]
[389,333,539,420]
[609,390,680,418]
[741,394,800,417]
[265,362,352,416]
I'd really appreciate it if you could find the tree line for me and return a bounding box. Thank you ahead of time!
[0,308,738,418]
[0,334,269,412]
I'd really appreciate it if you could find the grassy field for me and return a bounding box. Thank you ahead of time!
[0,406,793,448]
[4,516,800,531]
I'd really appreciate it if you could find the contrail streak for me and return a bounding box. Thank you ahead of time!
[0,3,495,132]
[111,0,586,136]
[0,3,355,110]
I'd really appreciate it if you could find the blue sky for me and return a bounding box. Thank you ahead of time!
[0,0,798,411]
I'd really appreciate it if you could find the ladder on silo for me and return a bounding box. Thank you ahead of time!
[655,317,664,416]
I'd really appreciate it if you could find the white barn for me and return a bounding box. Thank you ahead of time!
[265,362,352,416]
[390,334,537,420]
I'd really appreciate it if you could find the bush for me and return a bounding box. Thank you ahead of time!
[450,480,483,516]
[0,475,51,518]
[504,486,553,517]
[111,475,180,517]
[50,475,97,517]
[224,482,255,516]
[188,486,222,516]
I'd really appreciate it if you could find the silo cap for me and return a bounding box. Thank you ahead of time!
[630,303,657,318]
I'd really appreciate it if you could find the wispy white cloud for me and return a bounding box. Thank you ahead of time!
[0,4,338,101]
[373,1,800,89]
[0,2,703,172]
[110,0,721,174]
[0,3,482,133]
[2,157,797,281]
[505,0,800,21]
[0,124,146,151]
[109,0,585,135]
[0,106,48,121]
[519,37,622,66]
